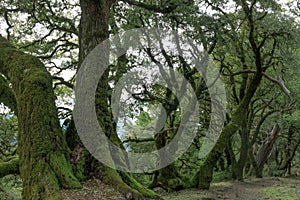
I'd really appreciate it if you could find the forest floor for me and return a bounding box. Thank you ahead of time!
[61,177,124,200]
[61,176,300,200]
[161,176,300,200]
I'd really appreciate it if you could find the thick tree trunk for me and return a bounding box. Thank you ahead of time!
[147,92,183,191]
[0,36,81,200]
[77,0,159,199]
[153,127,184,190]
[149,121,183,191]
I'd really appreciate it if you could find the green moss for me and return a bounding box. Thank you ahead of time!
[162,189,212,200]
[0,174,22,200]
[166,178,183,190]
[49,154,81,189]
[100,166,141,198]
[120,171,159,198]
[0,36,81,200]
[71,149,90,181]
[262,186,299,200]
[21,161,61,200]
[95,164,159,199]
[154,164,185,191]
[0,157,19,179]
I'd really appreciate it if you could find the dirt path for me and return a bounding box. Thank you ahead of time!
[61,176,300,199]
[162,177,300,200]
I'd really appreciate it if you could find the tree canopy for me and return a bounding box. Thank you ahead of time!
[0,0,299,199]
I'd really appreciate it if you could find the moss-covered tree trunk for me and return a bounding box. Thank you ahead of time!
[278,125,300,175]
[77,0,159,199]
[0,36,81,200]
[191,0,271,189]
[234,126,250,180]
[151,109,184,191]
[149,126,183,191]
[192,72,263,189]
[226,139,237,179]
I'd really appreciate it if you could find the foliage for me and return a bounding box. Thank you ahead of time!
[262,184,300,200]
[0,114,17,161]
[0,0,300,198]
[0,174,22,200]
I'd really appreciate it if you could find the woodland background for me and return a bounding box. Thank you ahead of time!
[0,0,300,199]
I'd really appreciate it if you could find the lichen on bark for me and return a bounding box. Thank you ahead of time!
[0,36,81,200]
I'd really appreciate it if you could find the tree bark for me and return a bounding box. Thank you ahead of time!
[256,124,280,178]
[278,125,300,175]
[77,0,159,199]
[0,36,81,200]
[192,72,263,189]
[235,126,250,180]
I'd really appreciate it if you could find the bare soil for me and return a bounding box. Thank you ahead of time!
[162,176,300,200]
[62,176,300,200]
[61,177,124,200]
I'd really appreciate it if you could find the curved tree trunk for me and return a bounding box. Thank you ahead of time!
[235,126,250,180]
[278,125,300,175]
[0,36,81,200]
[77,0,159,199]
[192,72,263,189]
[151,115,184,191]
[256,124,280,178]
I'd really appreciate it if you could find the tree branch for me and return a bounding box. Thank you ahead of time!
[52,76,74,89]
[223,69,291,97]
[122,0,177,13]
[223,69,256,76]
[121,137,155,144]
[262,72,291,97]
